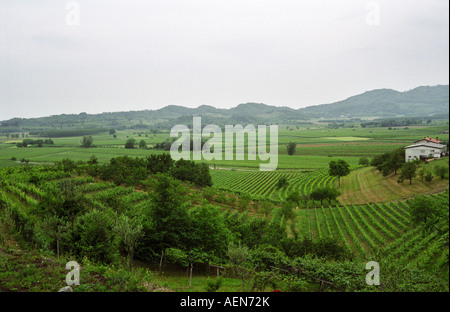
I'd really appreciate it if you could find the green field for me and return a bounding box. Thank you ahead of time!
[210,168,341,203]
[0,122,448,292]
[1,124,448,169]
[339,162,450,204]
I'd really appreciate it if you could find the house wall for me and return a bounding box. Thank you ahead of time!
[405,147,443,162]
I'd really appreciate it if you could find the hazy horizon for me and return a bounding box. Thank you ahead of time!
[1,1,448,121]
[1,83,449,121]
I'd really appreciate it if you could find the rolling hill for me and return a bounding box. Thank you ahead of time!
[0,85,448,132]
[300,85,449,118]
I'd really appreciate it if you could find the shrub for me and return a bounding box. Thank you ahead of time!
[359,157,370,166]
[434,165,448,179]
[204,276,223,292]
[276,177,289,189]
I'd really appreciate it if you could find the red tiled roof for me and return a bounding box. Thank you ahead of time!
[415,136,441,144]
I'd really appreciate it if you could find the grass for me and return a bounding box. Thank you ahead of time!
[338,160,450,204]
[149,272,244,292]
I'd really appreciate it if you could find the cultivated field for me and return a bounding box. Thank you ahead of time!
[0,123,448,292]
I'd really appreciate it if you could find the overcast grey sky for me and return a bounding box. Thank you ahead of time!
[0,0,448,120]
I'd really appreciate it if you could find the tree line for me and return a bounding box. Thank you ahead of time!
[371,147,449,184]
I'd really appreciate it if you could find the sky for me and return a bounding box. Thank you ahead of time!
[0,0,448,121]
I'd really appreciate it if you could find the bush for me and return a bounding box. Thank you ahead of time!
[204,276,223,292]
[434,165,448,179]
[72,210,118,264]
[124,138,136,149]
[279,276,309,292]
[237,193,252,211]
[359,157,370,166]
[424,172,433,182]
[286,142,296,155]
[276,177,289,189]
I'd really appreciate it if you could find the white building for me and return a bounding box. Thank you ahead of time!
[404,136,447,162]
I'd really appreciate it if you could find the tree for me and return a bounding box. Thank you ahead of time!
[417,167,425,182]
[328,159,350,187]
[139,140,147,149]
[40,215,69,259]
[81,135,93,148]
[170,159,212,187]
[146,153,174,174]
[40,179,88,233]
[310,187,326,206]
[434,165,448,179]
[186,205,230,261]
[192,163,213,187]
[286,191,302,207]
[73,209,118,263]
[287,142,296,156]
[280,201,296,220]
[228,243,251,292]
[388,148,405,175]
[409,195,449,269]
[113,215,143,271]
[424,172,433,182]
[310,186,339,206]
[399,161,417,185]
[109,129,116,135]
[87,155,98,165]
[237,193,252,212]
[409,195,445,231]
[371,153,390,170]
[372,148,405,176]
[143,173,190,271]
[324,186,341,205]
[124,138,136,149]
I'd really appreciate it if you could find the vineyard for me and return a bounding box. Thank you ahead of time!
[210,168,340,202]
[292,191,449,265]
[0,159,449,292]
[2,166,448,265]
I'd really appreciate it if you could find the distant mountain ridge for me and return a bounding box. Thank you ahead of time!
[143,85,449,120]
[299,85,449,118]
[1,85,448,130]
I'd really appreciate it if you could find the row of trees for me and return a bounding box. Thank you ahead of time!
[284,186,341,208]
[16,139,54,148]
[371,148,405,177]
[371,147,448,184]
[124,138,149,149]
[276,159,349,208]
[85,153,213,188]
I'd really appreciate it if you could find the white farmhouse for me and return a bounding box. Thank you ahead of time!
[404,136,447,162]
